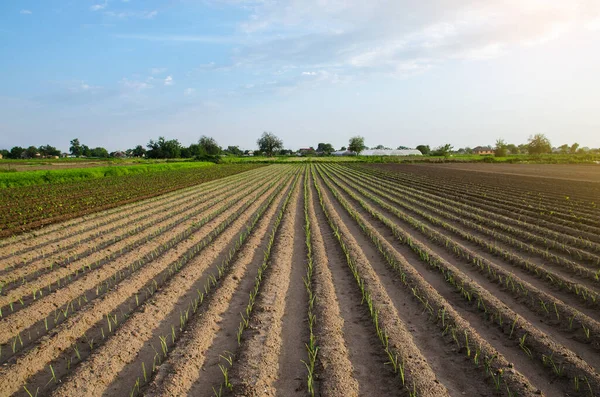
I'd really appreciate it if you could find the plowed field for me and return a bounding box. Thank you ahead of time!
[0,163,599,397]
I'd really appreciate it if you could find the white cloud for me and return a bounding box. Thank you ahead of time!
[184,88,196,96]
[114,34,231,43]
[63,81,103,94]
[230,0,600,78]
[20,9,32,15]
[105,10,158,19]
[120,78,152,91]
[90,3,107,11]
[164,76,174,86]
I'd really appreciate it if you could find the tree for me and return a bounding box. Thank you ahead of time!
[0,149,8,159]
[225,146,243,156]
[431,144,453,157]
[9,146,25,159]
[348,136,366,155]
[257,132,283,157]
[527,134,552,155]
[198,136,221,156]
[70,138,83,157]
[340,146,347,151]
[90,147,109,158]
[416,145,430,155]
[570,143,580,154]
[38,145,61,157]
[82,145,92,157]
[147,137,182,159]
[397,145,410,150]
[131,145,146,157]
[316,143,334,155]
[506,144,519,155]
[24,146,39,159]
[494,139,508,157]
[518,144,528,154]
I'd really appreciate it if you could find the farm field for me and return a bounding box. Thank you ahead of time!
[399,163,600,183]
[0,164,263,238]
[0,163,599,396]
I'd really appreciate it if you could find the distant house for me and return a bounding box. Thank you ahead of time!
[473,146,494,155]
[0,153,3,159]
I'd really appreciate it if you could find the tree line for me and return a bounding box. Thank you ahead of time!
[1,132,595,160]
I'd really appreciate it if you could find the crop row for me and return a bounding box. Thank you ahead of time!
[0,164,264,238]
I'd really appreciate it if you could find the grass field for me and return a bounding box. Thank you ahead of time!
[0,163,599,396]
[0,161,216,188]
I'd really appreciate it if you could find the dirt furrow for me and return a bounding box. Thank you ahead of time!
[230,175,302,397]
[339,165,600,270]
[333,166,600,317]
[0,176,260,305]
[312,167,449,397]
[49,173,288,397]
[310,173,403,396]
[0,169,254,267]
[305,174,359,397]
[326,167,600,346]
[0,166,268,255]
[143,172,293,397]
[0,179,262,349]
[0,176,280,397]
[273,175,308,397]
[316,166,501,396]
[318,165,599,395]
[355,165,600,245]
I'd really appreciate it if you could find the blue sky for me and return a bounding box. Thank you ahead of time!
[1,1,599,152]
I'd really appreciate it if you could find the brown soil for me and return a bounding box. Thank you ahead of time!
[1,163,600,397]
[230,174,302,396]
[306,179,359,397]
[424,163,600,183]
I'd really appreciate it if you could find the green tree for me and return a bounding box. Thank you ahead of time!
[9,146,25,159]
[432,144,453,157]
[82,145,92,157]
[348,136,366,155]
[198,136,221,156]
[24,146,39,158]
[257,132,283,157]
[416,145,430,155]
[225,146,243,156]
[397,145,410,150]
[90,147,109,158]
[527,134,552,155]
[0,149,8,159]
[131,145,146,157]
[570,143,580,154]
[38,145,61,157]
[506,144,519,155]
[147,137,182,158]
[70,138,83,157]
[316,143,334,155]
[494,139,508,157]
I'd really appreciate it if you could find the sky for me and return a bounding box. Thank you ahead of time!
[1,0,600,152]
